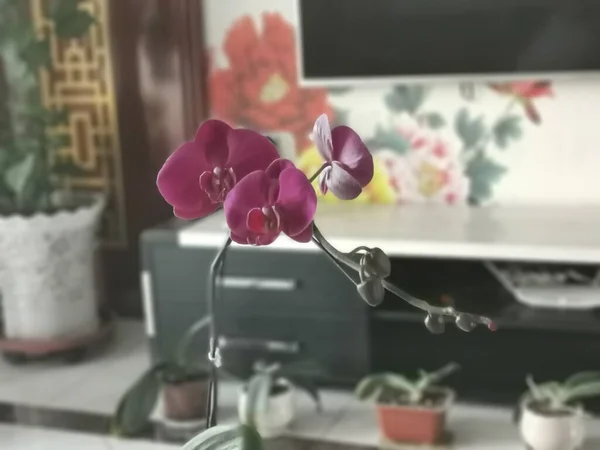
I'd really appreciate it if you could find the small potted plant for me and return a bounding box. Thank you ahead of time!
[355,363,459,445]
[112,319,211,436]
[518,372,600,450]
[237,360,322,438]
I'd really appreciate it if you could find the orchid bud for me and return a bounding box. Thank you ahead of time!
[425,314,445,334]
[364,248,391,278]
[357,278,385,306]
[456,313,476,332]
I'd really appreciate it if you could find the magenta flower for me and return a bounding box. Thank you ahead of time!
[157,120,279,219]
[224,159,317,246]
[312,114,374,200]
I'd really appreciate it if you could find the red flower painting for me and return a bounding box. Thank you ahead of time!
[209,13,333,152]
[489,81,554,125]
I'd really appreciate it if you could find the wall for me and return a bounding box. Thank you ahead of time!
[204,0,600,206]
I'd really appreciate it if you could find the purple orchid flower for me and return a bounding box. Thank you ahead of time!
[312,114,374,200]
[224,159,317,246]
[157,120,279,219]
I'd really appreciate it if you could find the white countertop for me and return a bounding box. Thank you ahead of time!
[178,203,600,263]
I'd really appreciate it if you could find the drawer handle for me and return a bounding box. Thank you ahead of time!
[218,336,300,354]
[217,276,297,291]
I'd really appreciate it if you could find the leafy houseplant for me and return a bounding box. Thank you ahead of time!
[355,363,459,444]
[519,372,600,450]
[112,318,212,436]
[237,360,322,438]
[0,0,104,342]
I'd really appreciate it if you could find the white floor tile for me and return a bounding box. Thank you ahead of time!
[0,424,109,450]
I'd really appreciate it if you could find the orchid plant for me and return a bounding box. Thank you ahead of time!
[157,114,495,450]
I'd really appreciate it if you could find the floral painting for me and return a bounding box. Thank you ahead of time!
[208,12,555,205]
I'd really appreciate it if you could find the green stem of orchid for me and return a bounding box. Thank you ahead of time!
[308,163,328,183]
[312,223,494,328]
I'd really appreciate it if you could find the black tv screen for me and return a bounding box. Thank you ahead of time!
[297,0,600,83]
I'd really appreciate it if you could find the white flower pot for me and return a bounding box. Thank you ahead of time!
[237,380,295,438]
[0,196,104,340]
[519,401,585,450]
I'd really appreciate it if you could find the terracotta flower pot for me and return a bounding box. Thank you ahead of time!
[376,388,454,444]
[162,377,208,421]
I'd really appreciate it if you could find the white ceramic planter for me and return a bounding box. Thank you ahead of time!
[519,402,585,450]
[0,196,104,340]
[238,380,295,438]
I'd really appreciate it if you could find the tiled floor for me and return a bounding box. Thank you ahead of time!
[2,320,600,450]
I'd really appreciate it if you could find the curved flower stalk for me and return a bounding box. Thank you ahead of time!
[155,115,495,450]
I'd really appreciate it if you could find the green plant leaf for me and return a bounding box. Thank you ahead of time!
[181,425,245,450]
[422,112,446,129]
[465,152,506,204]
[112,364,163,436]
[241,425,263,450]
[243,374,271,427]
[373,125,410,154]
[355,375,385,401]
[565,381,600,402]
[385,85,427,114]
[493,115,522,149]
[426,363,460,385]
[20,38,51,71]
[383,373,417,393]
[455,108,485,149]
[4,154,36,198]
[565,372,600,388]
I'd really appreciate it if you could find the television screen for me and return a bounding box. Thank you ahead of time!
[297,0,600,84]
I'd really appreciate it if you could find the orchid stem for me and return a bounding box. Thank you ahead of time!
[312,224,493,328]
[308,163,328,183]
[206,236,232,429]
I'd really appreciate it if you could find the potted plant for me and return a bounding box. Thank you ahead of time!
[355,363,459,445]
[0,1,104,344]
[237,360,322,438]
[518,372,600,450]
[112,318,212,436]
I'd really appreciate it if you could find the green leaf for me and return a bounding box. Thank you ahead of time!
[53,157,95,177]
[465,152,506,204]
[422,112,446,129]
[424,363,460,386]
[565,371,600,388]
[243,374,271,427]
[181,425,244,450]
[241,425,263,450]
[112,364,163,436]
[383,373,417,393]
[373,125,410,154]
[20,39,51,71]
[455,108,485,149]
[565,381,600,402]
[355,375,385,401]
[54,9,95,38]
[493,115,522,149]
[385,85,427,114]
[4,154,36,198]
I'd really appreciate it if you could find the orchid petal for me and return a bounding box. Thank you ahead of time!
[312,114,333,161]
[157,140,213,216]
[290,223,314,243]
[331,126,374,187]
[173,203,218,220]
[318,166,331,195]
[194,119,232,167]
[224,171,270,238]
[226,129,280,180]
[265,158,295,180]
[275,167,317,237]
[326,162,362,200]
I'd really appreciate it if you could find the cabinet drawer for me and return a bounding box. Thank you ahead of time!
[218,249,364,317]
[218,314,369,384]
